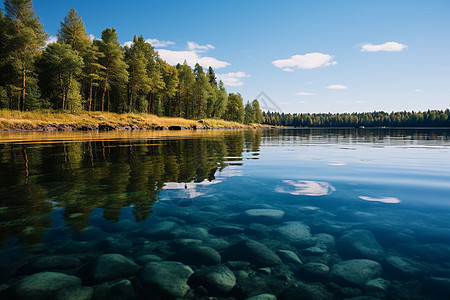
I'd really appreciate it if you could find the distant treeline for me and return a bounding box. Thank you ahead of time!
[263,110,450,127]
[0,1,262,124]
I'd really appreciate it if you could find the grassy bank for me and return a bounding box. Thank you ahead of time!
[0,109,255,131]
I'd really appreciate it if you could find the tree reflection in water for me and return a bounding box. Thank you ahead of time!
[0,130,262,249]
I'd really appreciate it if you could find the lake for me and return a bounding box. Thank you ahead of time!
[0,128,449,299]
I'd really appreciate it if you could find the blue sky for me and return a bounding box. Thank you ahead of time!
[27,0,450,113]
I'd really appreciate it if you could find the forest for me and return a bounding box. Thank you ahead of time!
[263,110,450,127]
[0,1,263,124]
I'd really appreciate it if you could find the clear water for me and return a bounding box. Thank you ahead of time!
[0,129,449,299]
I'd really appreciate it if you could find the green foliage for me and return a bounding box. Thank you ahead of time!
[0,2,253,122]
[38,42,84,109]
[252,99,263,123]
[66,79,82,113]
[263,110,450,127]
[3,0,48,110]
[244,101,253,124]
[224,93,245,123]
[57,8,91,52]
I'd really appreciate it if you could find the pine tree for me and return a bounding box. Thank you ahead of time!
[38,43,84,109]
[127,35,151,112]
[4,0,48,110]
[176,61,195,118]
[57,8,91,53]
[96,28,128,111]
[224,93,244,123]
[244,101,254,124]
[208,66,217,87]
[252,99,263,123]
[82,44,105,110]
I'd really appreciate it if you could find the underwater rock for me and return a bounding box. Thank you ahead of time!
[245,294,277,300]
[337,230,385,262]
[13,271,81,300]
[168,244,221,266]
[210,225,245,236]
[364,278,390,292]
[280,282,332,300]
[143,221,182,239]
[299,263,330,278]
[302,246,327,256]
[55,286,94,300]
[275,221,311,242]
[385,255,424,278]
[276,250,303,265]
[97,236,133,254]
[241,209,285,224]
[204,238,230,250]
[223,239,282,267]
[330,259,382,287]
[189,264,236,294]
[180,226,209,240]
[315,233,336,247]
[140,261,194,298]
[91,254,139,283]
[92,279,135,300]
[135,254,161,265]
[29,255,81,272]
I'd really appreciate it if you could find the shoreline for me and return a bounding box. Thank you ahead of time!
[0,110,265,132]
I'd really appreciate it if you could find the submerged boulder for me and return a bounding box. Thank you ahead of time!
[222,239,282,267]
[337,230,385,261]
[241,209,285,224]
[330,259,382,287]
[13,271,81,300]
[140,261,194,298]
[189,265,236,294]
[168,244,221,266]
[91,254,139,283]
[275,221,311,241]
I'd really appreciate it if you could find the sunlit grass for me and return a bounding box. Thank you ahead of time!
[0,109,260,130]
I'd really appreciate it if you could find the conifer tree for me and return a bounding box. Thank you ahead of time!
[96,28,128,111]
[4,0,48,110]
[57,8,91,53]
[252,99,263,123]
[127,35,151,112]
[244,101,254,124]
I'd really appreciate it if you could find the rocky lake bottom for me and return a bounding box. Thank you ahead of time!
[0,129,449,299]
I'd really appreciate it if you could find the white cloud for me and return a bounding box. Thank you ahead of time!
[296,92,315,96]
[187,41,215,52]
[88,34,96,41]
[275,180,336,196]
[146,38,175,48]
[45,35,57,46]
[414,89,424,93]
[157,49,230,69]
[327,84,348,90]
[272,52,337,71]
[122,41,134,48]
[216,71,250,86]
[359,196,401,204]
[361,42,408,52]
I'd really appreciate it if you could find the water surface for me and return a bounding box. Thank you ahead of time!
[0,129,449,299]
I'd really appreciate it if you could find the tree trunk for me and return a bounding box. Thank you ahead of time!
[101,72,109,112]
[89,77,93,111]
[21,61,26,111]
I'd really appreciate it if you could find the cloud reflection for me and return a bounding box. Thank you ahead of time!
[359,196,401,204]
[276,180,336,196]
